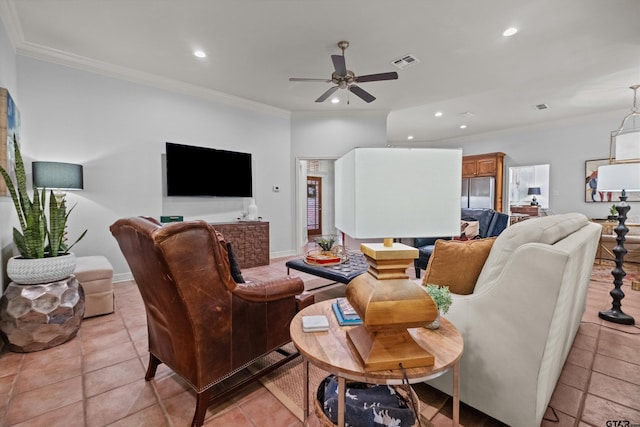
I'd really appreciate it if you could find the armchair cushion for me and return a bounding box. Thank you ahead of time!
[422,237,496,295]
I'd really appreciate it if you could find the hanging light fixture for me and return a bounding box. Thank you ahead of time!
[596,84,640,326]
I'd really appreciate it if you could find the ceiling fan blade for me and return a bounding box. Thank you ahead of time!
[289,78,332,82]
[315,86,339,103]
[331,54,347,77]
[349,85,376,103]
[354,72,399,83]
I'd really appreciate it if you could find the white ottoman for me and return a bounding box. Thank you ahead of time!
[74,256,114,318]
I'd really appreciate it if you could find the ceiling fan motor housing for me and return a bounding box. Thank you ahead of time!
[333,70,355,88]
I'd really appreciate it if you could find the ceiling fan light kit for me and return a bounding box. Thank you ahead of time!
[290,41,398,104]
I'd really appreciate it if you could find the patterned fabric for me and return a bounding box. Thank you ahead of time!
[318,375,415,427]
[458,217,480,241]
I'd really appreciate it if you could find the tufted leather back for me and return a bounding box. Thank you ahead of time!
[110,217,304,392]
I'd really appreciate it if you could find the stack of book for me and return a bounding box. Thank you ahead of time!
[332,297,363,326]
[302,315,329,332]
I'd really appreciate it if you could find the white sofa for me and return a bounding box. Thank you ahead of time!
[425,213,601,427]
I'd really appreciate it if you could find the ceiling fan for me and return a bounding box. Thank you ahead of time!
[289,41,398,103]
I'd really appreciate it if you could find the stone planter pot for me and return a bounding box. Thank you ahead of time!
[6,253,76,285]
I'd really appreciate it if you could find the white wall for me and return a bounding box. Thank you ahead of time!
[15,56,294,280]
[399,113,638,221]
[291,111,389,249]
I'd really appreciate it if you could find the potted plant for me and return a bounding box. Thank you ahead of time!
[607,204,618,221]
[0,136,87,284]
[315,235,336,252]
[423,283,453,329]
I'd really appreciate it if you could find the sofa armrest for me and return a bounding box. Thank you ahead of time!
[232,275,305,303]
[414,236,448,247]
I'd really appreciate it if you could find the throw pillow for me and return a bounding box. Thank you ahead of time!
[422,237,497,295]
[226,242,245,283]
[459,219,480,240]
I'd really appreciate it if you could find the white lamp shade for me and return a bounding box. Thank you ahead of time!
[597,163,640,192]
[615,130,640,162]
[335,147,462,239]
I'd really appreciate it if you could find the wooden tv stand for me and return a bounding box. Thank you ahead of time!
[210,221,269,268]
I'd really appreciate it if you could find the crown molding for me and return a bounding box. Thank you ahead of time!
[0,1,289,118]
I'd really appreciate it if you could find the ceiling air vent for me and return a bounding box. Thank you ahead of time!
[536,104,549,110]
[391,54,420,70]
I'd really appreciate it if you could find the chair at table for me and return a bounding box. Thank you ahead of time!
[110,217,313,427]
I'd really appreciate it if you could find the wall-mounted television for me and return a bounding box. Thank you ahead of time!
[165,142,253,197]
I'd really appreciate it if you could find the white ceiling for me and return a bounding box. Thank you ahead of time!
[1,0,639,143]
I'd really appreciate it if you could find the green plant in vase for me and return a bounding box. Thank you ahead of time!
[423,284,453,329]
[0,136,87,284]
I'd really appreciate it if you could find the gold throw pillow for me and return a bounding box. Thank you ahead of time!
[422,237,497,295]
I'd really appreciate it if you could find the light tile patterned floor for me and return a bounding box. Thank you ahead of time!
[0,258,638,426]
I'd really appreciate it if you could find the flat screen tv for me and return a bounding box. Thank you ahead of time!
[165,142,253,197]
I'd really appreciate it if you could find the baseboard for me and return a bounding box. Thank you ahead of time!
[113,272,134,283]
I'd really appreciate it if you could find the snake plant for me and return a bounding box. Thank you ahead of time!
[0,135,86,258]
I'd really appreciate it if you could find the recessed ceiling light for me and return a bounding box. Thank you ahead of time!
[434,111,443,117]
[193,50,207,58]
[407,135,414,140]
[502,27,518,37]
[331,98,340,104]
[460,124,468,129]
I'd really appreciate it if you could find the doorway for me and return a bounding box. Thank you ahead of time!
[307,176,322,238]
[296,158,337,253]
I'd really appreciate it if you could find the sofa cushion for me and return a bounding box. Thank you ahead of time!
[474,213,589,292]
[422,237,496,294]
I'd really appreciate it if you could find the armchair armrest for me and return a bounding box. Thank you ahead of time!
[232,276,304,303]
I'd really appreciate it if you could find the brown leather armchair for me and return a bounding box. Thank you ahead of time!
[110,217,313,427]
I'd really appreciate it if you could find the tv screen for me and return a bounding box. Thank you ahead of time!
[165,142,253,197]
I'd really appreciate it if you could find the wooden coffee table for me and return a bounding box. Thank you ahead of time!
[290,299,464,427]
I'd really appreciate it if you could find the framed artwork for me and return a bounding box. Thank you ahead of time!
[585,158,640,203]
[0,87,21,196]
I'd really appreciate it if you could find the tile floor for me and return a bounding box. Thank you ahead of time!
[0,258,638,426]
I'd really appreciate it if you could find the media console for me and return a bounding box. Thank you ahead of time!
[210,221,269,268]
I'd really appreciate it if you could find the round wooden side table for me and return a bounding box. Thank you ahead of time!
[290,299,463,427]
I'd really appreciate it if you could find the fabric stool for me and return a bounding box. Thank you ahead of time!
[74,256,114,318]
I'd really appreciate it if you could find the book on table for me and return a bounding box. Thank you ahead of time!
[302,315,329,332]
[332,302,362,326]
[336,297,359,319]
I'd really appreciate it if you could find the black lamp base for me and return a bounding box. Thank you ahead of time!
[599,309,635,325]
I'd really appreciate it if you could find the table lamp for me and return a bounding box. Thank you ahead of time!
[32,161,84,204]
[335,147,462,370]
[527,187,541,206]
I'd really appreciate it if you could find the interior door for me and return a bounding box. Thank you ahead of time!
[307,176,322,238]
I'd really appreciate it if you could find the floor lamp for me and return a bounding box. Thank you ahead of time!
[335,147,462,370]
[596,163,639,325]
[596,84,640,325]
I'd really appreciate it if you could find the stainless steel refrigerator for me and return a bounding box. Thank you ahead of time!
[461,176,495,209]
